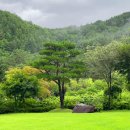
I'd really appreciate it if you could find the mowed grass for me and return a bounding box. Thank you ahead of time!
[0,110,130,130]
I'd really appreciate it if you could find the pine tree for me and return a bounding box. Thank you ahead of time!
[34,41,85,108]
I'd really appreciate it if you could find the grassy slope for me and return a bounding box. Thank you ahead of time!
[0,111,130,130]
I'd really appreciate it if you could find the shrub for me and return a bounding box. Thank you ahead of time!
[64,96,82,109]
[0,99,15,113]
[82,91,104,111]
[112,100,130,110]
[25,97,59,112]
[103,91,130,110]
[41,97,59,111]
[0,97,60,113]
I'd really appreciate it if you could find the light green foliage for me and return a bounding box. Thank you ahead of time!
[67,78,107,95]
[66,78,106,110]
[3,68,39,105]
[111,91,130,110]
[104,71,127,99]
[112,71,127,90]
[64,96,82,109]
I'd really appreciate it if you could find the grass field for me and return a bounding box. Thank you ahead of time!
[0,110,130,130]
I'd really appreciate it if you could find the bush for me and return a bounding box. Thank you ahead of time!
[65,91,104,111]
[64,96,82,109]
[42,97,59,111]
[0,99,15,113]
[0,97,59,114]
[112,91,130,110]
[103,91,130,110]
[25,97,59,112]
[82,91,104,111]
[112,100,130,110]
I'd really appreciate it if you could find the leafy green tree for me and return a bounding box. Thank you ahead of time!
[3,68,39,107]
[85,42,120,109]
[33,41,85,108]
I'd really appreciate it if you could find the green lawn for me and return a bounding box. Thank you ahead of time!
[0,111,130,130]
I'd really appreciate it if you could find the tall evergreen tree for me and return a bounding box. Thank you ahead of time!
[34,41,85,108]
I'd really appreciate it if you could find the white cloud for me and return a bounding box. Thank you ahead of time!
[0,0,130,28]
[18,9,43,21]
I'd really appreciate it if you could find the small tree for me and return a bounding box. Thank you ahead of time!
[3,67,39,107]
[34,41,85,108]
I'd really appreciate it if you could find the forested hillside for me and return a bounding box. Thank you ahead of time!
[0,10,52,79]
[1,10,130,80]
[52,12,130,49]
[1,10,130,53]
[0,10,130,112]
[0,10,52,53]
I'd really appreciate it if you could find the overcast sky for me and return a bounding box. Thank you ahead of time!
[0,0,130,28]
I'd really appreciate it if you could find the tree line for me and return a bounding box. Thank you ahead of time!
[0,41,130,112]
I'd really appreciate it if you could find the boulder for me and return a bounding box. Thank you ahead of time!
[72,103,95,113]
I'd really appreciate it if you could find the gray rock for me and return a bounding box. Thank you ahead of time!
[73,103,95,113]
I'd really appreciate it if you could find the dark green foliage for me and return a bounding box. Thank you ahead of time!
[24,97,59,112]
[34,42,85,108]
[0,97,59,113]
[8,49,36,67]
[106,12,130,27]
[34,41,85,108]
[0,10,47,52]
[0,99,15,114]
[117,44,130,83]
[34,41,85,80]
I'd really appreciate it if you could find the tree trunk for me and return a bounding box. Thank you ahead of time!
[14,96,17,111]
[127,68,130,84]
[108,87,111,110]
[58,80,65,108]
[108,71,112,110]
[60,93,64,108]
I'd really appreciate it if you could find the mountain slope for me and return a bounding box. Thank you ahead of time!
[0,10,52,52]
[0,10,130,53]
[51,12,130,49]
[0,10,130,81]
